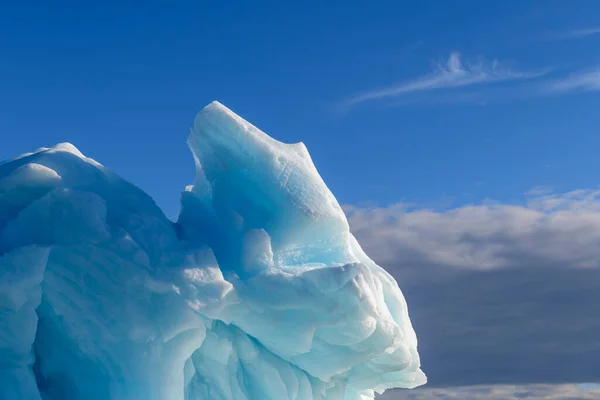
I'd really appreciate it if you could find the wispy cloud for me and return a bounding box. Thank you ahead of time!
[542,66,600,94]
[340,52,545,110]
[559,27,600,39]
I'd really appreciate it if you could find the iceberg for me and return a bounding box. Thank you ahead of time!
[0,102,425,400]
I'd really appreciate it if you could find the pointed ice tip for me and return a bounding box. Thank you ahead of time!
[192,101,250,138]
[204,100,227,112]
[201,101,238,118]
[206,100,224,108]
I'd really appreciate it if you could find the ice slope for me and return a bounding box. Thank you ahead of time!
[0,102,425,400]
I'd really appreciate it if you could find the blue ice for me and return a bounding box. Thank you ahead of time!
[0,102,425,399]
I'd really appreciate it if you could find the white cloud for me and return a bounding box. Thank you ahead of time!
[345,188,600,272]
[560,27,600,39]
[378,384,600,399]
[340,52,544,109]
[542,67,600,94]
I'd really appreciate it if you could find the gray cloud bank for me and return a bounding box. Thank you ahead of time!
[380,384,600,399]
[345,189,600,392]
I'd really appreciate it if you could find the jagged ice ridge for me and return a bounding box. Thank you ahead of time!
[0,102,425,399]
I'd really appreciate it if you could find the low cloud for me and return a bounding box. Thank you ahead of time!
[345,188,600,273]
[345,188,600,388]
[379,384,600,399]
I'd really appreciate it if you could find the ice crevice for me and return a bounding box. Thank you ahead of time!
[0,101,425,400]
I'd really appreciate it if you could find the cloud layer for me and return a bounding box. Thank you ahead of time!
[346,189,600,273]
[379,384,600,399]
[345,189,600,390]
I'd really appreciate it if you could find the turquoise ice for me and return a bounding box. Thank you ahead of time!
[0,102,425,399]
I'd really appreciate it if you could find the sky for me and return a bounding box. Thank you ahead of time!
[2,1,600,399]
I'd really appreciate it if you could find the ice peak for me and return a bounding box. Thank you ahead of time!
[204,100,229,112]
[53,142,83,155]
[48,142,103,167]
[0,102,425,400]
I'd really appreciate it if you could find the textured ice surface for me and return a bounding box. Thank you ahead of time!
[0,102,425,400]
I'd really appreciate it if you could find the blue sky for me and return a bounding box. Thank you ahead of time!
[2,1,600,219]
[3,2,600,399]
